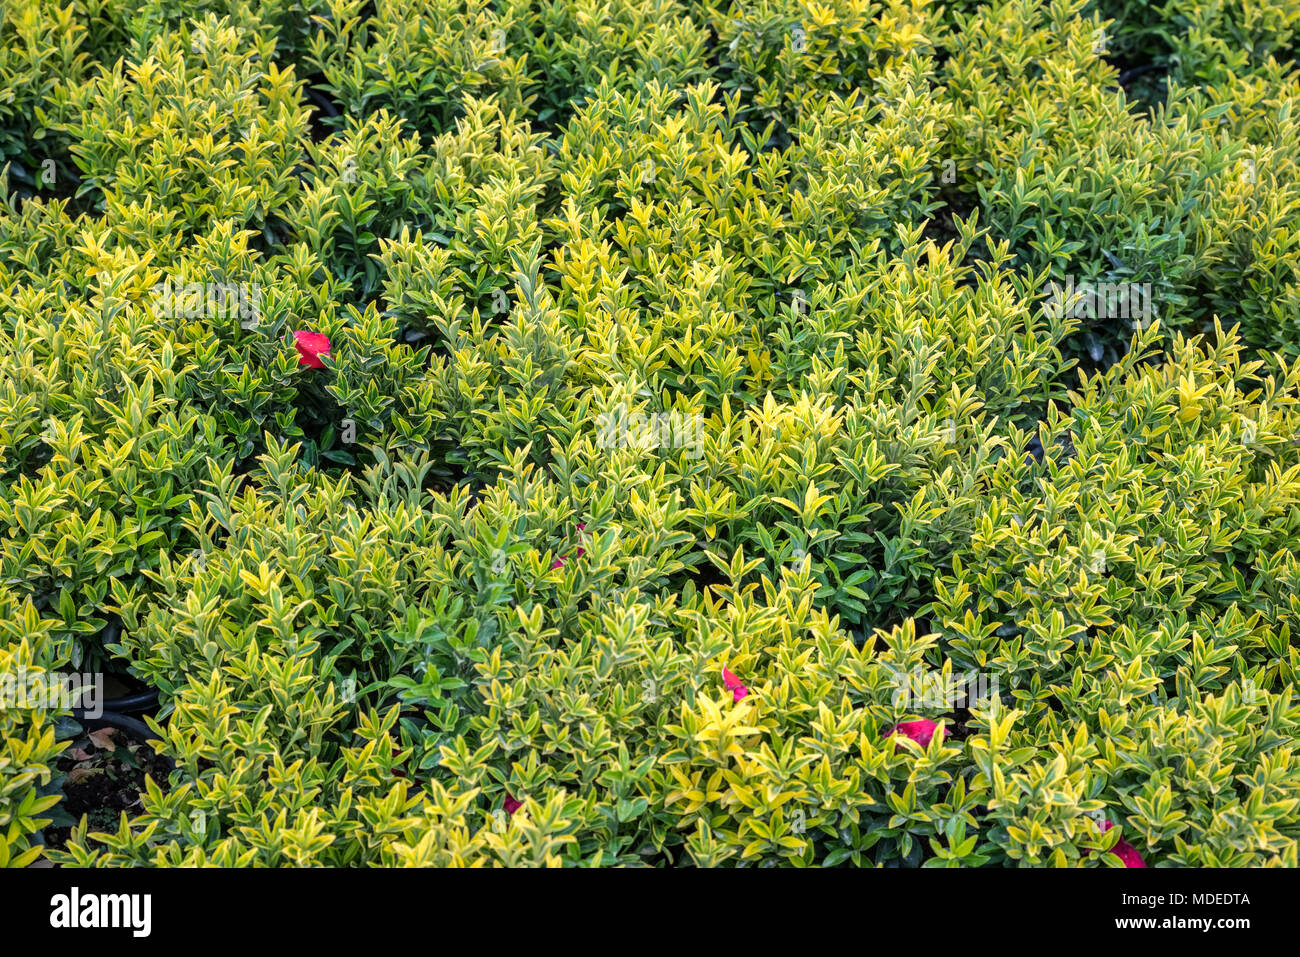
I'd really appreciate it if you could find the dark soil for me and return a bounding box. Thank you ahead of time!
[41,726,171,856]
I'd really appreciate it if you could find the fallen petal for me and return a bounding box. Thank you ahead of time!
[292,330,331,368]
[1092,819,1147,867]
[722,666,749,701]
[887,719,946,751]
[1112,839,1147,868]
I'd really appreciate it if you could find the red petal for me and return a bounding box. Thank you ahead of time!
[504,795,522,815]
[292,330,331,368]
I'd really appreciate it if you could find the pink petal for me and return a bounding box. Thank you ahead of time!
[887,719,946,751]
[504,795,522,815]
[1112,839,1147,868]
[1091,819,1146,867]
[722,666,749,701]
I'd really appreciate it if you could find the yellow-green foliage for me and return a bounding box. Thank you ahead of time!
[1,0,1298,868]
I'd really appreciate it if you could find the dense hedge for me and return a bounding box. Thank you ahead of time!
[0,0,1298,867]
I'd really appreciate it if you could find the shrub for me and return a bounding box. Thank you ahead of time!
[0,0,1298,869]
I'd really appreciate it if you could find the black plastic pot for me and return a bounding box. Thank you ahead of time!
[74,709,158,743]
[100,689,160,714]
[306,87,340,117]
[1118,62,1166,86]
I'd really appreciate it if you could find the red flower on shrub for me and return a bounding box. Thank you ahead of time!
[886,719,947,751]
[504,794,523,816]
[1090,819,1147,868]
[292,330,331,368]
[722,666,749,701]
[552,524,589,569]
